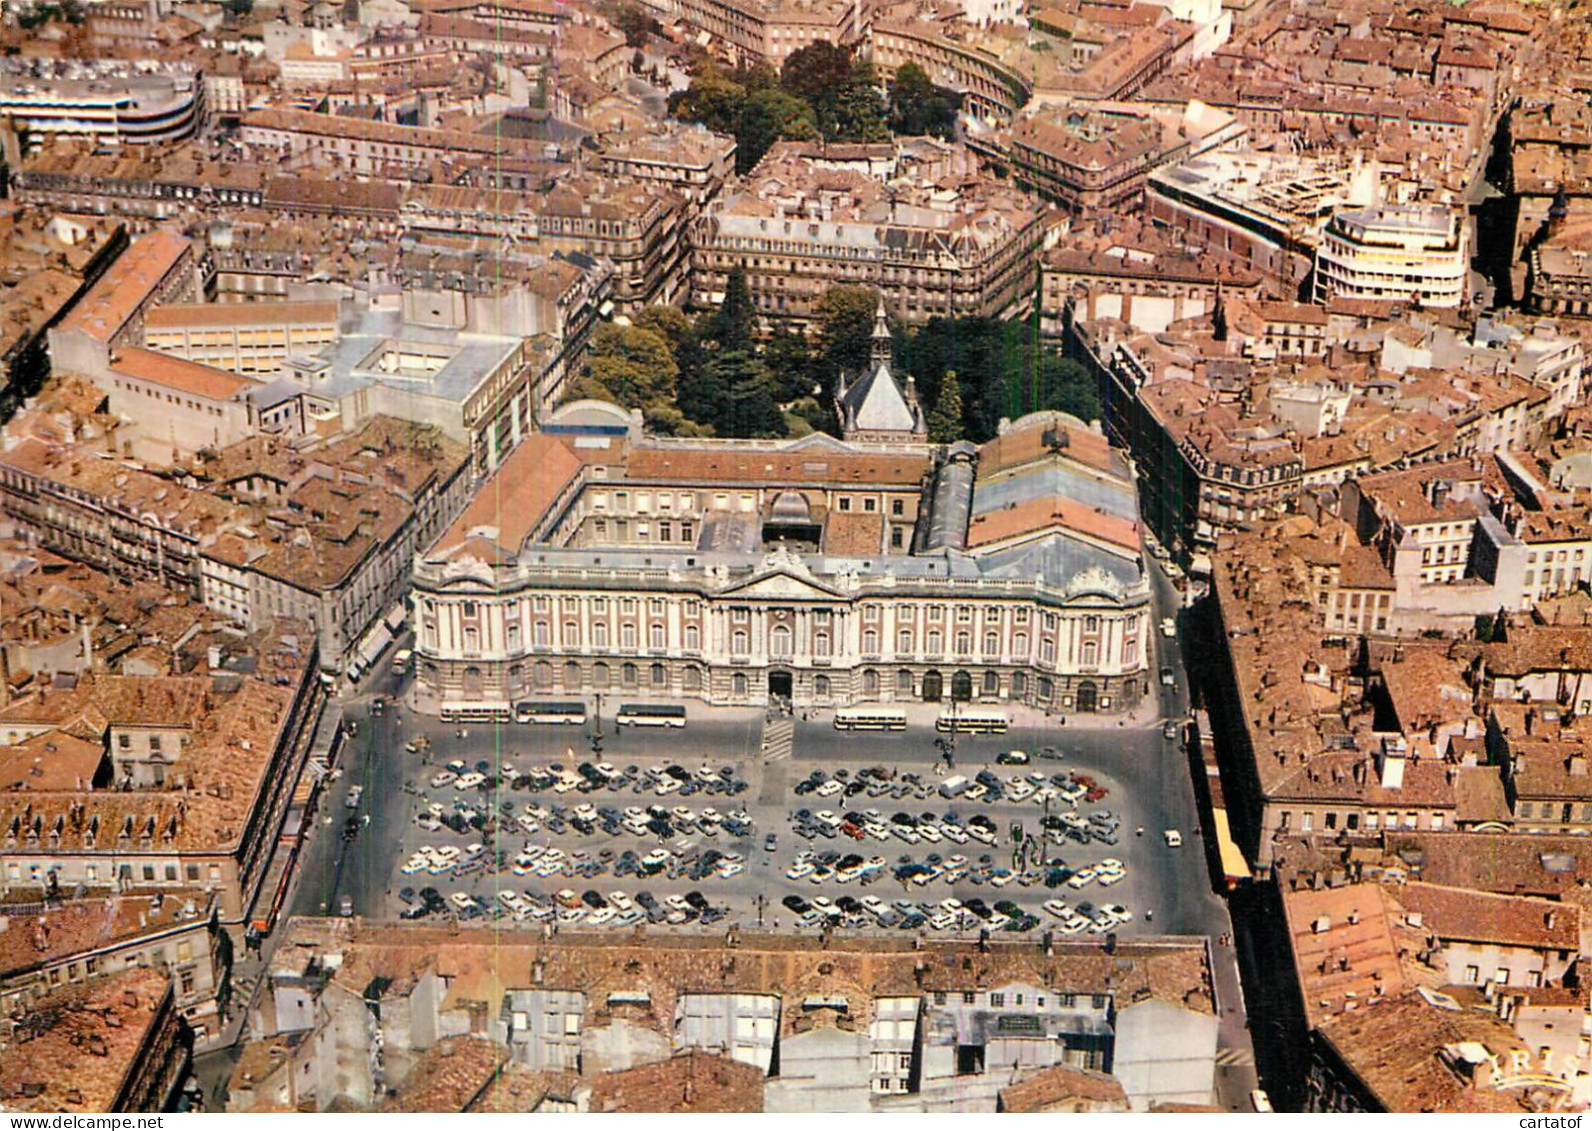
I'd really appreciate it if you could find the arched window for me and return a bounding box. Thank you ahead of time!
[620,623,637,649]
[983,631,999,655]
[1081,640,1098,666]
[650,623,665,649]
[508,623,523,650]
[898,629,913,653]
[927,630,943,654]
[1038,676,1054,699]
[732,673,747,696]
[813,631,831,657]
[683,667,702,691]
[982,670,999,695]
[563,620,579,646]
[1011,671,1027,696]
[533,661,552,688]
[954,631,971,655]
[462,666,482,695]
[771,624,792,657]
[732,629,749,654]
[863,629,878,654]
[862,669,879,695]
[593,662,611,689]
[650,663,666,687]
[684,624,700,650]
[563,661,582,688]
[815,675,831,697]
[621,662,638,688]
[898,669,914,694]
[592,622,609,647]
[1014,632,1028,656]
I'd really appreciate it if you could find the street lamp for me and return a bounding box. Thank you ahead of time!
[590,693,604,757]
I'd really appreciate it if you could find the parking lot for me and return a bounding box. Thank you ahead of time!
[309,681,1205,944]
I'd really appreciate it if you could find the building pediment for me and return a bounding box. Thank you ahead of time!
[719,569,845,602]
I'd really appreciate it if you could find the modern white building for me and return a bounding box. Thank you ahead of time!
[0,60,202,148]
[1313,204,1469,309]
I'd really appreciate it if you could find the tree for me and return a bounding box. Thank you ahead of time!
[780,42,855,108]
[668,70,746,135]
[815,284,881,394]
[707,350,787,438]
[928,368,963,443]
[706,265,757,351]
[571,324,678,409]
[633,305,693,356]
[765,323,817,402]
[829,60,889,142]
[735,86,819,173]
[889,62,961,139]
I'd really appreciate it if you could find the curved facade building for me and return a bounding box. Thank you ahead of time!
[0,62,202,147]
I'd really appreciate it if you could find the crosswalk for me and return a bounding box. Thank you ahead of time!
[1216,1047,1255,1067]
[761,717,795,761]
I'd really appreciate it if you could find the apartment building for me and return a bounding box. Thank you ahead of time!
[692,140,1048,327]
[143,301,341,376]
[674,0,862,67]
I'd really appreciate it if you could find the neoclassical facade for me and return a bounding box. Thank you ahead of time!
[411,402,1152,713]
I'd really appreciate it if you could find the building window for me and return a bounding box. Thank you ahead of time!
[771,625,792,656]
[620,623,637,649]
[650,623,665,649]
[732,630,749,654]
[732,673,747,696]
[815,675,831,697]
[621,662,638,688]
[684,625,700,650]
[650,663,666,687]
[814,631,831,657]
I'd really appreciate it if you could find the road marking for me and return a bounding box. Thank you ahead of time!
[1216,1047,1255,1067]
[761,717,795,761]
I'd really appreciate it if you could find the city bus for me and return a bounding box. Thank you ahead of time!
[833,707,908,731]
[390,648,412,675]
[439,702,514,725]
[935,709,1009,735]
[514,700,588,725]
[615,703,687,728]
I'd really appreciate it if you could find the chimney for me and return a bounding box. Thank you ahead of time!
[0,647,9,708]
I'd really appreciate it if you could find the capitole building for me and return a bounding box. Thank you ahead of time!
[410,345,1152,714]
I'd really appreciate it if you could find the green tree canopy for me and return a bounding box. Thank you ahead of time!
[735,86,819,173]
[889,62,961,139]
[705,265,758,351]
[707,349,787,438]
[815,284,882,390]
[927,367,964,443]
[571,323,678,409]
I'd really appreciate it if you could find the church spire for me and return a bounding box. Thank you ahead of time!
[869,299,892,367]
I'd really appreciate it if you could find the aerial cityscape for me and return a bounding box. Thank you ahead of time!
[0,0,1585,1114]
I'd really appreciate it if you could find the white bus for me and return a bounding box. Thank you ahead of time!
[615,703,687,728]
[833,707,908,731]
[439,702,514,725]
[935,709,1009,735]
[391,648,412,675]
[514,700,587,725]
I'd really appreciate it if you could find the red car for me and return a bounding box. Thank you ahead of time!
[840,821,866,840]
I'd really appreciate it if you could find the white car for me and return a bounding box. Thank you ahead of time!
[573,803,598,822]
[787,861,815,881]
[861,896,887,915]
[717,861,745,879]
[810,896,836,913]
[967,825,996,846]
[816,780,844,797]
[1097,869,1125,887]
[448,892,474,910]
[1164,829,1184,847]
[867,822,893,842]
[516,815,541,835]
[1006,780,1034,803]
[929,912,957,931]
[454,772,486,791]
[1099,904,1132,924]
[586,907,617,926]
[400,855,430,875]
[1161,617,1177,638]
[496,891,525,912]
[414,814,442,832]
[608,891,635,912]
[429,771,457,789]
[1042,899,1071,919]
[664,894,691,912]
[641,849,671,869]
[916,823,943,843]
[1060,914,1091,935]
[941,824,969,844]
[814,810,841,828]
[1067,867,1098,889]
[654,777,682,796]
[939,897,964,915]
[892,824,921,844]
